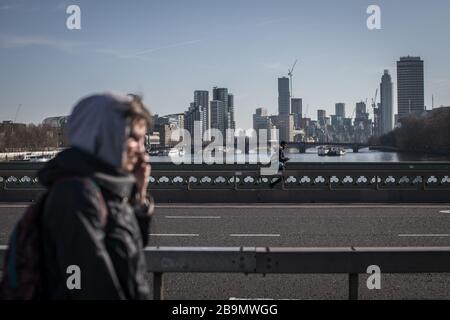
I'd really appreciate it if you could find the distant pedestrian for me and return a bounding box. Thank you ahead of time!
[269,141,290,188]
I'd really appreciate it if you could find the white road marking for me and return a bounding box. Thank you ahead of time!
[398,234,450,237]
[230,234,280,237]
[439,210,450,214]
[156,204,450,209]
[149,233,199,237]
[0,205,29,208]
[165,216,221,219]
[2,204,450,209]
[229,297,299,300]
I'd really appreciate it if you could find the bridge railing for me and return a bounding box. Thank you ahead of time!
[1,162,450,191]
[1,162,449,202]
[1,246,450,300]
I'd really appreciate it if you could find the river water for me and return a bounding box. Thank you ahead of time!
[150,148,450,163]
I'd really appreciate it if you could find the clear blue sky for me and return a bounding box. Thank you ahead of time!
[1,0,450,129]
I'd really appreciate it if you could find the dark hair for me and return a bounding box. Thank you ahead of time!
[280,141,287,146]
[125,94,153,129]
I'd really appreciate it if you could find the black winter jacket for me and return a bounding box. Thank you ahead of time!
[38,147,152,299]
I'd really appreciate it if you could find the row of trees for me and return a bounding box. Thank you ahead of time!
[370,107,450,151]
[0,124,68,152]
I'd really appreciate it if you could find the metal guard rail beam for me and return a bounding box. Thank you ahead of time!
[1,246,450,300]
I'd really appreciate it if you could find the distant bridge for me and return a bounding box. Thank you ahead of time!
[150,142,371,154]
[286,142,370,153]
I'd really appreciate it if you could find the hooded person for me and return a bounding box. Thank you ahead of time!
[38,93,154,300]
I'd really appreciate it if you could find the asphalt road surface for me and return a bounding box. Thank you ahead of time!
[1,203,450,299]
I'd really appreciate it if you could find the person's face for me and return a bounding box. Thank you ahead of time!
[122,118,147,172]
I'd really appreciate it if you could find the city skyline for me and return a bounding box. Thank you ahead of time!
[2,55,442,136]
[146,55,428,140]
[1,0,450,129]
[1,56,446,128]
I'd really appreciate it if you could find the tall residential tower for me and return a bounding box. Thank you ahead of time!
[380,70,393,134]
[397,56,424,120]
[278,77,291,115]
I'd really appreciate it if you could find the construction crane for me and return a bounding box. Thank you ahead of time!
[371,89,378,115]
[288,59,298,98]
[371,89,379,136]
[14,104,22,123]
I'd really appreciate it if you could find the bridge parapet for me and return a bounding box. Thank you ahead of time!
[1,162,449,191]
[1,162,449,202]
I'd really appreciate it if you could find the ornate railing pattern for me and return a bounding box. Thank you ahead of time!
[1,162,450,191]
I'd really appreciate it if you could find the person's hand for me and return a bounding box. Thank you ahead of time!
[134,153,151,205]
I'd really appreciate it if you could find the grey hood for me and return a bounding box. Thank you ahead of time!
[65,93,133,168]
